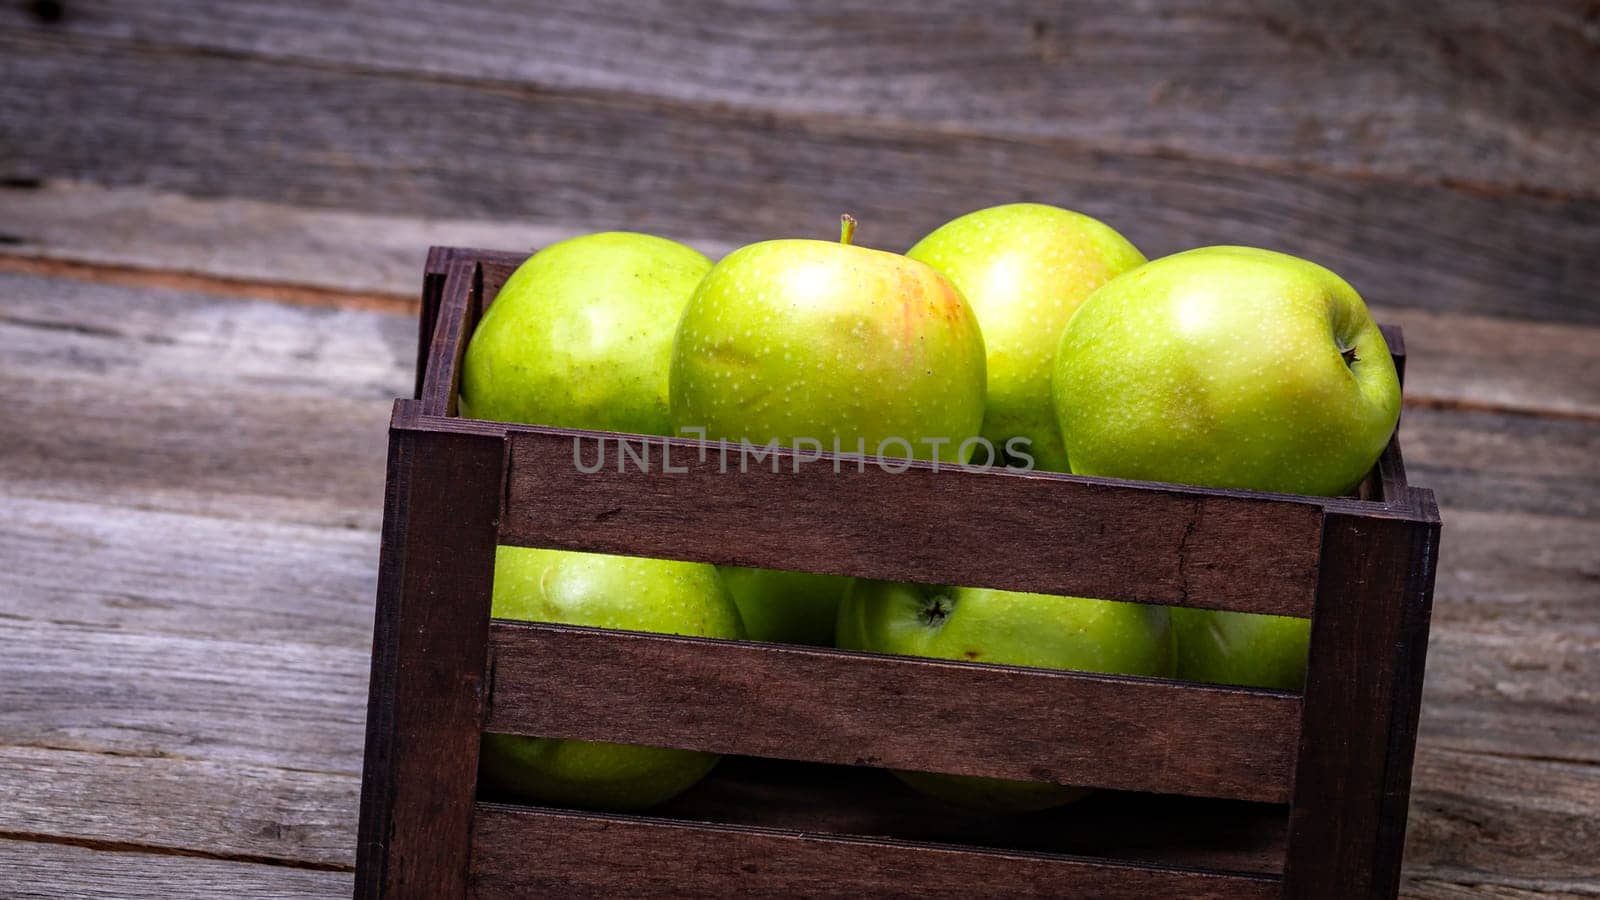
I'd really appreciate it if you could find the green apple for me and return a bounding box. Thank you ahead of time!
[907,203,1145,471]
[669,216,987,467]
[460,231,711,433]
[837,580,1174,811]
[718,566,852,646]
[480,547,744,810]
[1052,245,1401,497]
[1170,607,1310,690]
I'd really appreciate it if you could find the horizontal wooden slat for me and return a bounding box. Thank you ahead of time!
[10,0,1596,198]
[645,757,1289,875]
[485,622,1300,803]
[496,423,1325,615]
[469,802,1281,899]
[3,32,1596,326]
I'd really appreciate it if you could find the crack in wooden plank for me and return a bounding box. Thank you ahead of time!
[0,830,355,873]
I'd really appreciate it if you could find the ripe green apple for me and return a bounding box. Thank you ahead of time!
[837,580,1175,811]
[907,203,1145,471]
[460,231,711,433]
[1052,245,1401,497]
[1170,607,1310,690]
[480,547,744,811]
[669,217,987,467]
[718,566,852,646]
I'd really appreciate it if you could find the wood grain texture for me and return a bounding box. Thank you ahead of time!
[501,427,1327,615]
[468,803,1281,900]
[4,184,1596,422]
[1402,746,1600,897]
[0,745,355,869]
[0,270,408,529]
[643,757,1289,876]
[486,621,1300,803]
[355,423,503,898]
[0,619,367,775]
[0,839,351,900]
[1284,510,1439,897]
[0,263,1594,894]
[9,0,1597,197]
[0,491,376,648]
[2,33,1595,325]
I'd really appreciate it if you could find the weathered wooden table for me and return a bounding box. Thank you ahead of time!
[2,3,1596,896]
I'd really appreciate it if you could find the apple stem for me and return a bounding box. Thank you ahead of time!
[839,214,857,246]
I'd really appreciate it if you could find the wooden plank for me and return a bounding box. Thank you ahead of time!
[1419,626,1600,766]
[1402,408,1600,520]
[355,422,503,898]
[1284,509,1438,897]
[1402,746,1600,898]
[0,181,563,298]
[416,260,478,416]
[5,190,1597,417]
[0,745,355,869]
[500,427,1326,615]
[0,491,375,648]
[0,838,351,900]
[2,35,1596,326]
[487,621,1301,803]
[0,619,367,774]
[0,271,402,529]
[468,803,1281,900]
[647,757,1288,876]
[9,1,1596,197]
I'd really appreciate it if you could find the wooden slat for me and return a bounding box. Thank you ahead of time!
[9,0,1596,197]
[1283,509,1439,897]
[486,622,1301,803]
[498,425,1325,615]
[468,803,1281,900]
[355,421,502,897]
[3,32,1596,326]
[646,757,1289,876]
[416,260,477,416]
[0,838,352,900]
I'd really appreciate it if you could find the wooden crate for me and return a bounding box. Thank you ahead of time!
[355,247,1441,898]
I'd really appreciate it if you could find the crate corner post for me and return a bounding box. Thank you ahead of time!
[1282,497,1440,899]
[356,401,505,899]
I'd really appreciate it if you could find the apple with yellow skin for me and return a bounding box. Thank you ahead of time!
[907,203,1145,471]
[670,218,986,644]
[669,217,986,467]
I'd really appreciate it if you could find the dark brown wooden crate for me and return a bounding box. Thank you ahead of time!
[358,248,1442,898]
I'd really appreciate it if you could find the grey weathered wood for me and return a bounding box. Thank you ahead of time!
[1402,409,1600,520]
[7,0,1596,197]
[0,619,367,775]
[2,34,1596,325]
[0,271,406,529]
[0,745,356,868]
[0,491,377,648]
[4,186,1597,421]
[1402,746,1600,897]
[0,839,350,899]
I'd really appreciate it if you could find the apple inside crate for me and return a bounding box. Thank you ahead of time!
[356,249,1440,899]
